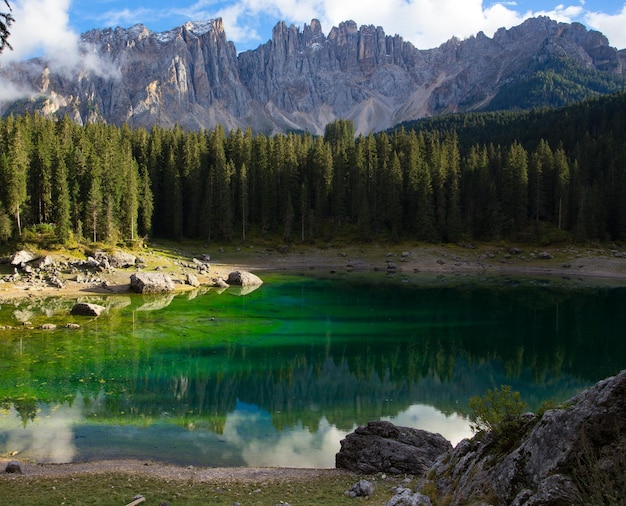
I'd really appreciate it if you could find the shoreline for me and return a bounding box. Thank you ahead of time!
[1,243,625,301]
[1,457,349,482]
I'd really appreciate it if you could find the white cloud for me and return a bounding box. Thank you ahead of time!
[5,0,78,62]
[382,404,473,446]
[0,80,36,103]
[585,6,626,49]
[3,0,120,78]
[199,0,592,51]
[96,7,156,28]
[533,4,584,23]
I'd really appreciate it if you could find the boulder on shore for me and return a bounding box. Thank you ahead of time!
[10,250,36,267]
[130,272,175,294]
[335,420,452,475]
[108,250,137,268]
[185,273,200,287]
[226,270,263,287]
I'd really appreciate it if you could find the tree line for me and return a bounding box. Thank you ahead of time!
[1,92,626,245]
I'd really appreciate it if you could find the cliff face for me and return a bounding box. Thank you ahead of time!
[1,17,624,134]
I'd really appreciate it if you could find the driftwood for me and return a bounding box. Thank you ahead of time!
[124,495,145,506]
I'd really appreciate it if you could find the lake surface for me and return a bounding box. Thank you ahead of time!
[1,272,625,468]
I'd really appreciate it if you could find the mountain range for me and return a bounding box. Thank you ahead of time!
[1,16,625,135]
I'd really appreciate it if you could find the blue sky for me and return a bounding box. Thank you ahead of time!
[4,0,626,64]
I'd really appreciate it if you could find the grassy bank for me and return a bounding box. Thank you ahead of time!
[0,465,409,505]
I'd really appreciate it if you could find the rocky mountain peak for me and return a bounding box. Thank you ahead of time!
[1,16,624,134]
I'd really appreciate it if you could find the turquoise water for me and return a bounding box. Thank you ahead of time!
[0,272,625,467]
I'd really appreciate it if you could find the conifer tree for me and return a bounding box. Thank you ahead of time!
[137,165,153,237]
[1,116,29,236]
[553,147,570,230]
[52,154,71,243]
[501,142,529,234]
[239,162,248,241]
[86,174,102,242]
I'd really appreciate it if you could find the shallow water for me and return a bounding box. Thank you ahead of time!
[0,272,625,467]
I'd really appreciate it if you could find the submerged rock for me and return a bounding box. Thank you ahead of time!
[336,420,452,475]
[38,323,57,330]
[70,303,106,317]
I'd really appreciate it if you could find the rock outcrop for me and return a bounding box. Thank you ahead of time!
[1,17,624,135]
[427,369,626,505]
[336,420,452,475]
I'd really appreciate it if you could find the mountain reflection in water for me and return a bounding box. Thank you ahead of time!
[0,273,624,467]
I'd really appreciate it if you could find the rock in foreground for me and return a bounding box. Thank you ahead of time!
[130,272,175,294]
[429,369,626,505]
[335,420,452,474]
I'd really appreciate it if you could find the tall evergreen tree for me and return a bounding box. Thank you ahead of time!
[86,174,102,243]
[52,153,71,243]
[501,142,529,234]
[1,116,29,236]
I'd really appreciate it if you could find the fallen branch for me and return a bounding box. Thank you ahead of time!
[125,495,145,506]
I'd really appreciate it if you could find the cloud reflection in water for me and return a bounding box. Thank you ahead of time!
[0,398,471,467]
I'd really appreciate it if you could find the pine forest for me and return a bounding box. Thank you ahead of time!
[1,92,626,246]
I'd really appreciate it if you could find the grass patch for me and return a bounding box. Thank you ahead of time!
[0,470,400,506]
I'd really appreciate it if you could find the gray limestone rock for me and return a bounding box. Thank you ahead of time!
[1,18,623,136]
[428,369,626,506]
[226,270,263,287]
[335,420,452,475]
[130,272,175,293]
[10,250,36,267]
[185,273,200,287]
[108,251,137,268]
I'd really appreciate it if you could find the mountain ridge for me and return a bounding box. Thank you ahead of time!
[1,16,625,134]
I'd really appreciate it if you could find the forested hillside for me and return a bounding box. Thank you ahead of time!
[1,92,625,246]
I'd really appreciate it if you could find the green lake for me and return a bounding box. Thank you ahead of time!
[1,271,625,468]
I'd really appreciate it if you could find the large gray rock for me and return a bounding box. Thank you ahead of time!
[226,270,263,287]
[428,369,626,505]
[10,250,36,267]
[108,250,137,268]
[185,273,200,287]
[70,302,106,316]
[130,272,175,293]
[30,255,55,269]
[335,420,452,475]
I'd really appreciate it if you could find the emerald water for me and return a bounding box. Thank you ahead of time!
[1,272,625,468]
